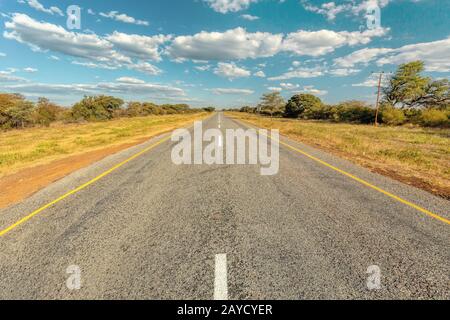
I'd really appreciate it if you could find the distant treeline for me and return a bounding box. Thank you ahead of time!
[235,61,449,128]
[0,94,215,130]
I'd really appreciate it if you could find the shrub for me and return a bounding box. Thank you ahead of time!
[419,109,449,127]
[381,105,406,126]
[31,98,64,126]
[240,106,256,113]
[71,95,124,121]
[333,101,376,124]
[0,94,35,129]
[284,94,323,118]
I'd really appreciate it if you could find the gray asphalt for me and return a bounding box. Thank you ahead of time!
[0,113,449,300]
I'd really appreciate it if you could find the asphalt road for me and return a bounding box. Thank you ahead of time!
[0,113,449,299]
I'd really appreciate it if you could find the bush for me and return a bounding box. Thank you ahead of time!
[419,109,449,127]
[333,101,376,124]
[240,106,256,113]
[0,94,35,129]
[71,95,124,121]
[284,94,323,118]
[31,98,64,126]
[381,105,406,126]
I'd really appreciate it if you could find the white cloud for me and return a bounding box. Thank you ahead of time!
[254,70,266,77]
[0,70,28,82]
[292,61,301,67]
[204,0,258,13]
[279,82,300,90]
[241,14,260,21]
[210,88,254,95]
[87,9,96,15]
[302,0,392,20]
[335,37,450,72]
[0,52,6,57]
[116,77,145,84]
[167,27,283,61]
[195,65,211,71]
[4,80,186,98]
[4,13,130,64]
[267,87,282,92]
[71,61,118,70]
[376,37,450,72]
[3,14,164,76]
[334,47,393,68]
[268,66,324,80]
[302,1,351,21]
[99,11,149,26]
[127,62,162,76]
[352,73,389,87]
[21,0,64,16]
[328,68,360,76]
[282,28,389,56]
[23,67,38,73]
[214,62,251,79]
[295,85,328,96]
[106,31,171,61]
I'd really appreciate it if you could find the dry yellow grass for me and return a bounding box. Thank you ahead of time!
[0,113,208,178]
[227,112,450,199]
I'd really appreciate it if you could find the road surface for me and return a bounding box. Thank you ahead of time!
[0,113,449,299]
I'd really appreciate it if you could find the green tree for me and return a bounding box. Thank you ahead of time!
[284,94,323,118]
[32,97,63,126]
[6,100,35,128]
[380,104,406,125]
[0,94,35,128]
[71,95,124,121]
[334,100,375,124]
[258,92,285,117]
[383,61,449,108]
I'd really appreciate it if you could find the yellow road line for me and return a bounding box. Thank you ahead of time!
[0,134,172,237]
[233,117,450,226]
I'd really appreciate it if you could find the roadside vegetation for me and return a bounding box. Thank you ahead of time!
[0,93,214,130]
[0,113,208,178]
[0,93,213,175]
[228,61,450,198]
[234,61,449,128]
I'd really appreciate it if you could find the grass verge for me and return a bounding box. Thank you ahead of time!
[227,112,450,199]
[0,113,208,209]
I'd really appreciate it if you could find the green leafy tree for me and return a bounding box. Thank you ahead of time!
[383,61,449,108]
[71,95,124,121]
[0,94,35,128]
[6,100,35,128]
[380,103,406,125]
[334,100,375,124]
[32,97,63,126]
[258,92,285,117]
[284,94,323,118]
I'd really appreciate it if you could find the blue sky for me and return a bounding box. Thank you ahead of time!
[0,0,449,108]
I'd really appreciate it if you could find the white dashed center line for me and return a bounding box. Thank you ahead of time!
[214,254,228,300]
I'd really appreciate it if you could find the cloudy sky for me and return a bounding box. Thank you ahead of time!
[0,0,449,107]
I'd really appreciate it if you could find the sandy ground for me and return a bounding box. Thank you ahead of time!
[0,136,153,209]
